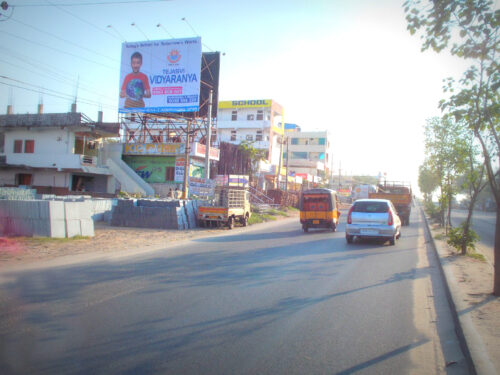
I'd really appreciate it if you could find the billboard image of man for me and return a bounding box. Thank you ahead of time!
[120,52,151,108]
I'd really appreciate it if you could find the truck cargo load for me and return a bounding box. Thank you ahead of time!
[369,181,412,226]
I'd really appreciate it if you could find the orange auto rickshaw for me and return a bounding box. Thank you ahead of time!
[299,188,341,233]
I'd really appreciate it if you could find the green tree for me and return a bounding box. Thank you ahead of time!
[418,164,439,202]
[423,117,469,229]
[404,0,500,294]
[238,140,268,181]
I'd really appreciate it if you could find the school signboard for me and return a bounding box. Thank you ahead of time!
[119,37,202,113]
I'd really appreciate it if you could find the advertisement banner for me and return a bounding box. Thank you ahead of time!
[123,143,185,155]
[218,99,272,109]
[119,37,202,113]
[122,155,175,183]
[192,143,220,161]
[175,157,185,183]
[189,177,215,197]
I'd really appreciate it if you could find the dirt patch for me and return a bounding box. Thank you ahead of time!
[429,223,500,371]
[0,211,299,264]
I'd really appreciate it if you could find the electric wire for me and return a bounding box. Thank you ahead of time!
[9,16,119,63]
[0,75,117,109]
[0,81,117,111]
[1,29,117,70]
[12,0,171,7]
[0,57,117,103]
[43,0,125,42]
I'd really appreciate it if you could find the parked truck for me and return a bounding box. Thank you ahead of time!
[197,176,251,229]
[368,181,412,226]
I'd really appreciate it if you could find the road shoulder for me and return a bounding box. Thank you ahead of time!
[422,208,500,374]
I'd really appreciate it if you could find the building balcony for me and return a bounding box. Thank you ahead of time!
[7,153,100,169]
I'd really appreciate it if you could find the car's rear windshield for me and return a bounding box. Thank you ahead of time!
[352,201,388,213]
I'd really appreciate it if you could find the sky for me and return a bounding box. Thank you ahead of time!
[0,0,471,190]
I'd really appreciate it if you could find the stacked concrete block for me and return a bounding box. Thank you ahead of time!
[182,200,198,229]
[0,200,64,237]
[65,201,94,237]
[90,198,115,222]
[47,200,67,238]
[0,199,94,238]
[0,187,37,200]
[110,198,194,230]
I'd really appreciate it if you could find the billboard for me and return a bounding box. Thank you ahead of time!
[218,99,272,109]
[119,37,202,113]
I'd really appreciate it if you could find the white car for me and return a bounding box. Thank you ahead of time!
[345,199,401,245]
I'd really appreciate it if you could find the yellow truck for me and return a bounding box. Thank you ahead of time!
[197,179,251,229]
[368,181,412,226]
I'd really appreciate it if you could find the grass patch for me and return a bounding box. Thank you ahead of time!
[268,209,287,217]
[466,251,486,262]
[249,212,278,225]
[23,235,90,244]
[434,233,447,241]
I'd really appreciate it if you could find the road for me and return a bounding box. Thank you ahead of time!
[0,210,470,374]
[451,209,496,265]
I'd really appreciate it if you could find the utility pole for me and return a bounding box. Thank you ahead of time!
[204,90,213,180]
[182,120,191,199]
[339,160,342,189]
[277,134,283,190]
[285,136,289,192]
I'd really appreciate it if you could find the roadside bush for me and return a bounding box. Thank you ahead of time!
[447,222,479,253]
[424,200,441,222]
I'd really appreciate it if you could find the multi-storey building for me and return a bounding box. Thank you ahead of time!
[283,129,334,184]
[217,99,284,167]
[0,108,152,196]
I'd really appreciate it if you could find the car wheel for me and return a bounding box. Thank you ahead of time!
[303,224,308,233]
[243,215,249,227]
[346,234,353,244]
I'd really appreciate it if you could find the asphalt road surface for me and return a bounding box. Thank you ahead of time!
[0,210,471,374]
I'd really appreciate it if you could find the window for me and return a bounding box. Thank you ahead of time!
[291,152,308,159]
[231,111,237,121]
[14,140,23,153]
[165,167,175,181]
[318,138,326,145]
[247,114,255,120]
[24,140,34,153]
[353,201,388,213]
[0,133,4,153]
[256,130,263,141]
[291,138,298,145]
[246,134,253,141]
[256,110,264,120]
[230,130,237,141]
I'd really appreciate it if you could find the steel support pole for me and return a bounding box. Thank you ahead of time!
[205,90,213,180]
[182,120,191,199]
